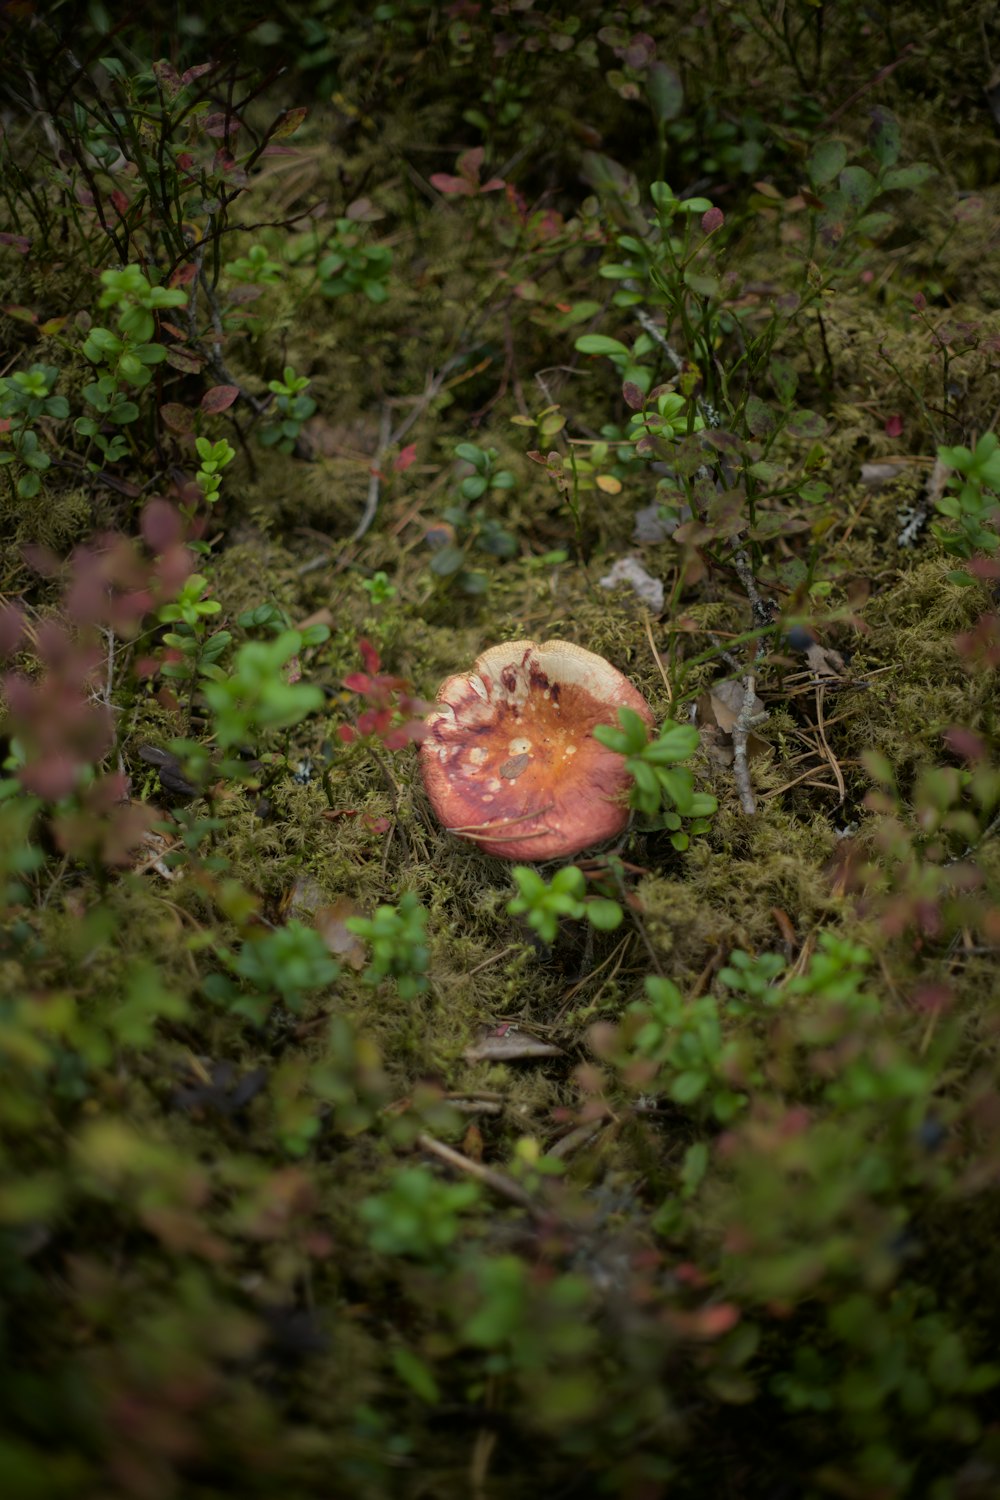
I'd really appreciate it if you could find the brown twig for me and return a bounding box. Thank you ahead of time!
[417,1133,550,1219]
[814,682,846,805]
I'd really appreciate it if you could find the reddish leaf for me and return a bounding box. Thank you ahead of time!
[160,403,195,435]
[430,173,473,196]
[170,262,199,287]
[457,146,485,180]
[393,443,417,472]
[0,603,25,656]
[200,384,239,414]
[884,413,904,438]
[164,346,204,374]
[701,206,724,234]
[358,638,381,675]
[110,190,130,215]
[0,233,31,254]
[202,112,239,139]
[180,62,215,85]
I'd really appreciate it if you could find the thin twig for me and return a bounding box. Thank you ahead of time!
[350,404,393,543]
[731,646,767,816]
[643,613,673,703]
[814,682,846,805]
[417,1133,548,1218]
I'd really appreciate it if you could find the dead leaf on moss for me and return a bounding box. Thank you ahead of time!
[697,679,768,769]
[805,641,848,680]
[314,898,367,970]
[284,876,366,968]
[464,1026,562,1063]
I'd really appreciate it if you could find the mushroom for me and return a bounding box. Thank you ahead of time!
[420,639,654,861]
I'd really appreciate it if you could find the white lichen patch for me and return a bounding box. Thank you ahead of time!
[508,737,532,755]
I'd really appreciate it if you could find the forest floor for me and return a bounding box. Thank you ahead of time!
[2,5,1000,1498]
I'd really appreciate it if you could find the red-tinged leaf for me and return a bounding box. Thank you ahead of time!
[201,384,239,413]
[38,316,68,336]
[942,726,986,762]
[202,112,239,139]
[141,497,184,551]
[158,321,187,340]
[259,144,302,158]
[152,59,182,92]
[284,655,302,684]
[170,262,199,287]
[480,176,506,192]
[271,107,307,139]
[345,197,383,222]
[343,672,372,694]
[0,233,31,254]
[180,62,215,86]
[175,153,196,172]
[394,443,417,472]
[383,719,429,748]
[0,419,10,433]
[160,403,195,435]
[701,206,724,234]
[358,638,381,675]
[430,174,473,196]
[457,146,485,181]
[3,305,38,323]
[337,724,357,744]
[110,189,130,215]
[622,380,645,410]
[164,346,204,374]
[0,602,25,656]
[884,413,903,438]
[362,814,391,834]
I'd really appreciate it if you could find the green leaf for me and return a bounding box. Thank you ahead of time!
[454,442,485,468]
[647,62,683,125]
[429,545,465,577]
[880,163,932,191]
[392,1347,440,1403]
[868,107,900,169]
[587,898,624,931]
[671,1070,708,1104]
[839,165,876,211]
[807,140,847,189]
[575,334,631,358]
[854,211,894,239]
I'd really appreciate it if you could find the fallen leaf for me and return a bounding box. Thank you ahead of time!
[805,641,848,679]
[314,898,367,970]
[859,460,907,487]
[464,1027,562,1063]
[696,679,769,769]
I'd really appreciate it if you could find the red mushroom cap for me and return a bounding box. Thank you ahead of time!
[420,639,654,861]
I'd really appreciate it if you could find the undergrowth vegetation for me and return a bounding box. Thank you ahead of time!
[2,2,1000,1497]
